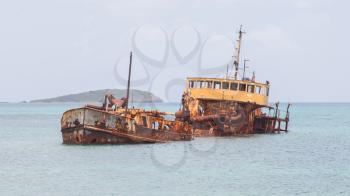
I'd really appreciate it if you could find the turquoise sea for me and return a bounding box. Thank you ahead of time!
[0,103,349,196]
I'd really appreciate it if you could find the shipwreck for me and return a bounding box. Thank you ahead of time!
[60,26,290,144]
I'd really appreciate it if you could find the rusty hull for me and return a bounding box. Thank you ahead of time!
[176,92,290,136]
[61,106,193,145]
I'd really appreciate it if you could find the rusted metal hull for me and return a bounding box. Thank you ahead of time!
[62,126,138,144]
[61,100,289,144]
[61,126,183,144]
[61,106,193,145]
[177,96,290,137]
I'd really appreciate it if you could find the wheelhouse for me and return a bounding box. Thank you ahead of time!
[186,77,270,106]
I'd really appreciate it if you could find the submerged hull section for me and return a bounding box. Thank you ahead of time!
[62,126,136,144]
[177,90,290,136]
[61,107,192,145]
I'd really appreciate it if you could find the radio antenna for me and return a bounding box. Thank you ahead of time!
[233,25,245,80]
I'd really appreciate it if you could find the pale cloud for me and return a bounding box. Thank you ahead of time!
[294,0,311,8]
[250,25,298,50]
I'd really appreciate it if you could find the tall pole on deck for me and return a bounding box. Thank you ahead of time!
[233,25,244,80]
[125,52,133,114]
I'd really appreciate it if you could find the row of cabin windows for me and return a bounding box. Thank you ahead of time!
[189,81,269,96]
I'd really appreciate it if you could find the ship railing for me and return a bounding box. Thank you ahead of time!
[261,102,291,133]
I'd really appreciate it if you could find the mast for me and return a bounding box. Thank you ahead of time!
[125,52,133,114]
[233,25,244,80]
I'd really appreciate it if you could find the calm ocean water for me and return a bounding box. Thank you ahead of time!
[0,102,349,196]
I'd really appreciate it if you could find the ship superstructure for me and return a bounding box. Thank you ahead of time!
[175,26,290,136]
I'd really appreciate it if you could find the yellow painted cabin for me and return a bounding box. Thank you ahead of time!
[185,77,270,106]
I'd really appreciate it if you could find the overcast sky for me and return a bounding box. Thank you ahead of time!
[0,0,349,103]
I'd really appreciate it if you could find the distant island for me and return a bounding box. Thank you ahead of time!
[30,89,162,103]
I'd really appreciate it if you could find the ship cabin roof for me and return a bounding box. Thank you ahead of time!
[186,77,270,106]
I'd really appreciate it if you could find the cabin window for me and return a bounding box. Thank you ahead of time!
[152,122,159,130]
[255,86,261,94]
[200,81,212,88]
[230,82,238,90]
[214,81,221,89]
[207,81,213,88]
[239,83,246,91]
[247,85,255,93]
[194,81,201,88]
[222,82,229,90]
[189,81,194,88]
[261,87,266,95]
[266,87,270,96]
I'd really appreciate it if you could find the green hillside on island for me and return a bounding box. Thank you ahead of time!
[30,89,162,103]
